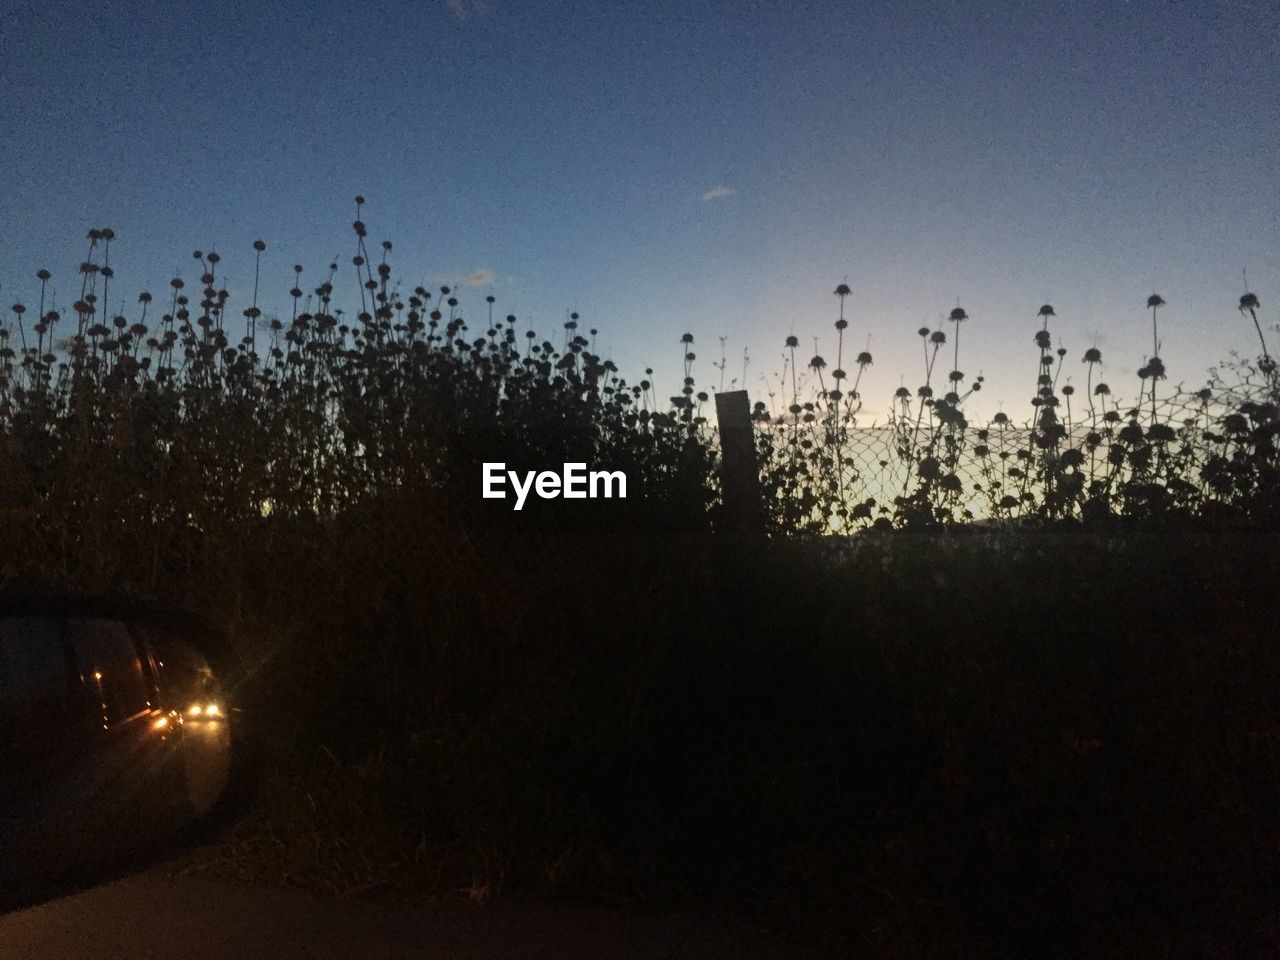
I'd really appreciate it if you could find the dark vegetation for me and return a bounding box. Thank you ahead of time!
[2,210,1278,956]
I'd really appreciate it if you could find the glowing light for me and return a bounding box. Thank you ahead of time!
[93,670,103,681]
[205,703,220,717]
[152,715,169,730]
[188,704,203,716]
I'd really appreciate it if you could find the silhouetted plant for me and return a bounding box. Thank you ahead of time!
[0,206,721,593]
[744,290,1277,533]
[4,216,1279,550]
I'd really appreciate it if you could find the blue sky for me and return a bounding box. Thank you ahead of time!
[1,0,1276,420]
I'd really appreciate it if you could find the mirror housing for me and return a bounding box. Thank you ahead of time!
[0,590,256,896]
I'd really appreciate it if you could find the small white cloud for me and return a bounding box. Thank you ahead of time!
[701,185,734,202]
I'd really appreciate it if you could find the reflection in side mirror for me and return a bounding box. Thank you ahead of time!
[145,629,234,819]
[0,593,253,899]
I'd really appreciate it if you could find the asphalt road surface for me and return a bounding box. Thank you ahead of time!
[0,869,830,959]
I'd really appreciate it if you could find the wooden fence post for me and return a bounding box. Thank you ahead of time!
[714,390,764,533]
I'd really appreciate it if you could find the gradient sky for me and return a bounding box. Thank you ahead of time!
[2,0,1276,421]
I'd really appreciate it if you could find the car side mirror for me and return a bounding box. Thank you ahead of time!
[129,607,255,823]
[0,595,256,901]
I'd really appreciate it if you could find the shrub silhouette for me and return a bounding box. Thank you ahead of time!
[750,291,1278,533]
[3,210,1278,957]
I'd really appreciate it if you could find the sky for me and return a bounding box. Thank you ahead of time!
[1,0,1276,422]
